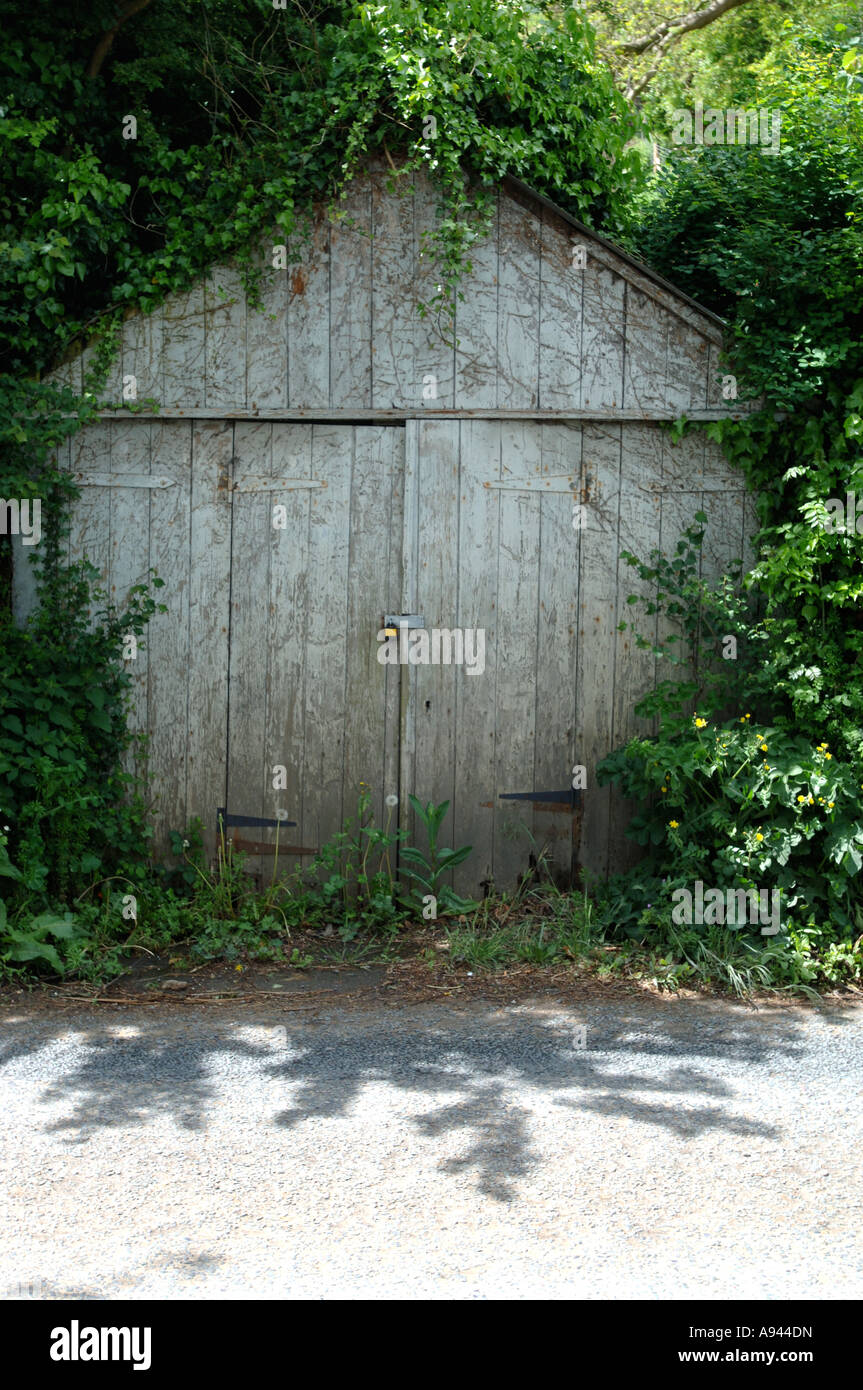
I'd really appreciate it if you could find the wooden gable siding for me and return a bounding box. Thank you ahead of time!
[49,167,723,418]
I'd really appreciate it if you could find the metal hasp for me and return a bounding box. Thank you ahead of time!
[499,788,584,810]
[384,614,425,629]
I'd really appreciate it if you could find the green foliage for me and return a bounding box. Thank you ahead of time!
[400,795,478,916]
[0,556,164,977]
[304,785,405,940]
[598,517,863,959]
[0,789,475,981]
[1,0,639,401]
[593,14,863,989]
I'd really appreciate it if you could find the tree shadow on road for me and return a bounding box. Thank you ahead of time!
[0,997,855,1203]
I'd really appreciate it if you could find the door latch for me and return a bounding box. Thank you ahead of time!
[383,613,425,636]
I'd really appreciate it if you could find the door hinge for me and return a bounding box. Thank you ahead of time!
[72,473,176,489]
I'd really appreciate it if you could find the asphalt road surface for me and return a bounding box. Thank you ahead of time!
[2,991,861,1299]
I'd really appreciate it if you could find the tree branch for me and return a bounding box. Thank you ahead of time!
[85,0,155,80]
[618,0,755,57]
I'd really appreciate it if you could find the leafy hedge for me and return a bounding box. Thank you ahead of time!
[598,17,863,964]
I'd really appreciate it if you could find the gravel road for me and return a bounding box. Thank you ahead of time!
[2,991,861,1299]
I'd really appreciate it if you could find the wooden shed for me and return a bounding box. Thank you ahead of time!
[19,164,756,894]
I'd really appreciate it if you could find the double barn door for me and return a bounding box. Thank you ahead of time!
[47,416,627,893]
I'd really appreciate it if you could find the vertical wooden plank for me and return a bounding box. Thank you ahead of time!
[451,418,500,893]
[122,301,162,404]
[287,208,332,405]
[581,264,625,410]
[412,171,456,409]
[342,426,404,831]
[330,173,374,409]
[402,419,461,889]
[370,170,416,408]
[575,422,622,879]
[539,210,583,409]
[453,190,499,410]
[246,250,288,410]
[623,287,668,413]
[658,429,701,710]
[205,265,246,408]
[496,189,540,408]
[398,417,422,855]
[400,420,458,844]
[266,423,313,860]
[69,424,112,626]
[287,213,331,408]
[48,351,83,397]
[662,427,708,492]
[226,421,273,876]
[533,423,582,885]
[187,422,233,860]
[666,322,710,414]
[302,424,353,845]
[608,424,663,872]
[492,421,542,888]
[146,421,192,849]
[109,420,153,788]
[707,341,726,410]
[161,284,206,407]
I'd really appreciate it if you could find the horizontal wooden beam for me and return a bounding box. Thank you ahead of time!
[72,406,767,423]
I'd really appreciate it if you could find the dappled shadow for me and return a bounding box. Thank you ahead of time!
[0,996,857,1201]
[7,1242,224,1300]
[37,1034,267,1139]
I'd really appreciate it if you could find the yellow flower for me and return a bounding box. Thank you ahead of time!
[755,832,764,841]
[694,717,708,728]
[660,786,667,793]
[828,801,835,809]
[235,964,244,972]
[808,796,814,804]
[797,795,806,803]
[760,744,768,752]
[668,820,679,829]
[745,712,751,719]
[825,753,832,760]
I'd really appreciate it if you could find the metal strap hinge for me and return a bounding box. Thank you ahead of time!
[71,472,176,489]
[483,475,577,493]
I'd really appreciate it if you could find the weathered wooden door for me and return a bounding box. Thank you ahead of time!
[223,422,405,868]
[400,419,584,896]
